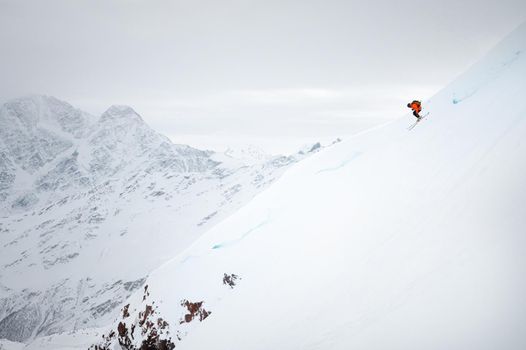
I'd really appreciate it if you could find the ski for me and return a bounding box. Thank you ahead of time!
[407,112,430,130]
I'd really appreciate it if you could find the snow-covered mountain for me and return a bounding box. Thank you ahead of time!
[80,22,526,350]
[0,96,323,342]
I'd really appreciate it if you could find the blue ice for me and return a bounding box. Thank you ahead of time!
[212,217,270,249]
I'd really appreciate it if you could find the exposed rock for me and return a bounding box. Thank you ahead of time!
[222,273,240,289]
[89,287,177,350]
[179,300,211,324]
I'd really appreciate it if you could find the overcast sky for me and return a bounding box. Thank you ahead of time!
[1,0,525,152]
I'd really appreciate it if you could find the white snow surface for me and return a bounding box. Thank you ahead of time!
[0,95,322,342]
[92,22,526,349]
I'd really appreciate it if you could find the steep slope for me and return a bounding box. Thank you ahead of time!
[0,96,322,342]
[92,22,526,349]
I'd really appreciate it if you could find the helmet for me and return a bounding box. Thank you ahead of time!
[407,103,411,107]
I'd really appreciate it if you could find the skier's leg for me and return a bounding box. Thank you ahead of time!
[413,111,420,119]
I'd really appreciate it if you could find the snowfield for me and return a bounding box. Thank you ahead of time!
[3,20,526,350]
[86,22,526,350]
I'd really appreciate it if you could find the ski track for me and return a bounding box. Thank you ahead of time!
[316,151,363,174]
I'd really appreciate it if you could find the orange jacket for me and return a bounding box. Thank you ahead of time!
[408,101,422,113]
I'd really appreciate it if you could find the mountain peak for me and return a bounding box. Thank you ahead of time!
[100,105,143,123]
[3,95,74,121]
[1,94,95,137]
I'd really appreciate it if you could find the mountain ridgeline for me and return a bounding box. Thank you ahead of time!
[0,96,322,342]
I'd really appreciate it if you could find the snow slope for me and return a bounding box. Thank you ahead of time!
[0,96,323,342]
[91,22,526,349]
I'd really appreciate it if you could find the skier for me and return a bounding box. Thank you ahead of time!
[407,100,422,119]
